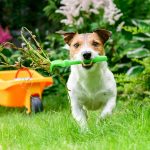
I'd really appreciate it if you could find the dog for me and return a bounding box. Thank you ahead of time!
[59,29,117,129]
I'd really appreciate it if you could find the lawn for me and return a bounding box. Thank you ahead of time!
[0,0,150,149]
[0,92,149,150]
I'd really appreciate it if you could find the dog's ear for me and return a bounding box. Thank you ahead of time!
[94,29,112,44]
[56,30,76,45]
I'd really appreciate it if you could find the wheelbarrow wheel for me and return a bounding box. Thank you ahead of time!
[31,96,43,113]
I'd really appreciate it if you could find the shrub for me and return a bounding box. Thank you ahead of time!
[116,56,150,101]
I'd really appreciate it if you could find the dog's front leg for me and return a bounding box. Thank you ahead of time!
[100,96,116,118]
[69,94,88,129]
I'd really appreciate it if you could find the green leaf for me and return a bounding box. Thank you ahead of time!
[127,47,150,58]
[111,63,131,72]
[126,65,144,76]
[133,37,150,42]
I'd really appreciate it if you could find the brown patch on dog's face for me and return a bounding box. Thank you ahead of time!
[69,33,105,58]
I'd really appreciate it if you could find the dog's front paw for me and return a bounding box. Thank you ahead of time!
[100,111,112,119]
[79,125,92,134]
[96,112,111,126]
[96,116,106,127]
[80,126,89,133]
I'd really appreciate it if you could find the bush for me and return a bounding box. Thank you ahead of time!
[116,56,150,101]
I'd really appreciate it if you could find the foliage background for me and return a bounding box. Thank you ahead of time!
[0,0,150,105]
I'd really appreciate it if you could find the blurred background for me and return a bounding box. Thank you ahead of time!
[0,0,150,109]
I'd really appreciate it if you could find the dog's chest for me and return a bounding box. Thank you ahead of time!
[75,77,112,110]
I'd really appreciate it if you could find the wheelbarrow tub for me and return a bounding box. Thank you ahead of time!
[0,69,53,113]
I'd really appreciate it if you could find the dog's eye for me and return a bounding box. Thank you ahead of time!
[92,41,99,47]
[74,43,80,48]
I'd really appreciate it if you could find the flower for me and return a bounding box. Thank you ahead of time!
[0,26,12,43]
[56,0,123,26]
[116,21,125,32]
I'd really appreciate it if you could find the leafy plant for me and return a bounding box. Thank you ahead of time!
[116,56,150,101]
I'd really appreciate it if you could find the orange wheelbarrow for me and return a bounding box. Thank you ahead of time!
[0,68,53,113]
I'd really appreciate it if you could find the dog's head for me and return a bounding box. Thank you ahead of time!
[58,29,111,69]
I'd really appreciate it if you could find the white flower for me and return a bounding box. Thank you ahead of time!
[76,17,84,26]
[56,0,123,26]
[116,21,125,32]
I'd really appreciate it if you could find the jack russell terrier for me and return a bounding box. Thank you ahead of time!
[60,29,117,129]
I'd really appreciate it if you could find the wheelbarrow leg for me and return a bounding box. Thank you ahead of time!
[25,92,31,114]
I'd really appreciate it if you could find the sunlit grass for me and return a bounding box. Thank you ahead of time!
[0,93,149,150]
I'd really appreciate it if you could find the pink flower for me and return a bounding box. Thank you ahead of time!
[0,26,12,43]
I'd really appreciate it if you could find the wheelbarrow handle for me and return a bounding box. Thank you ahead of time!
[15,67,32,78]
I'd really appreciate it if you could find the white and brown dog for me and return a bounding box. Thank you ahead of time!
[60,29,117,129]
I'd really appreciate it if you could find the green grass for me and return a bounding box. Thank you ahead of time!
[0,93,149,150]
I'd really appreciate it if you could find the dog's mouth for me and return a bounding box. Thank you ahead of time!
[82,61,93,69]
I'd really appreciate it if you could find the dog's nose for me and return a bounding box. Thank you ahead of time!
[82,51,92,60]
